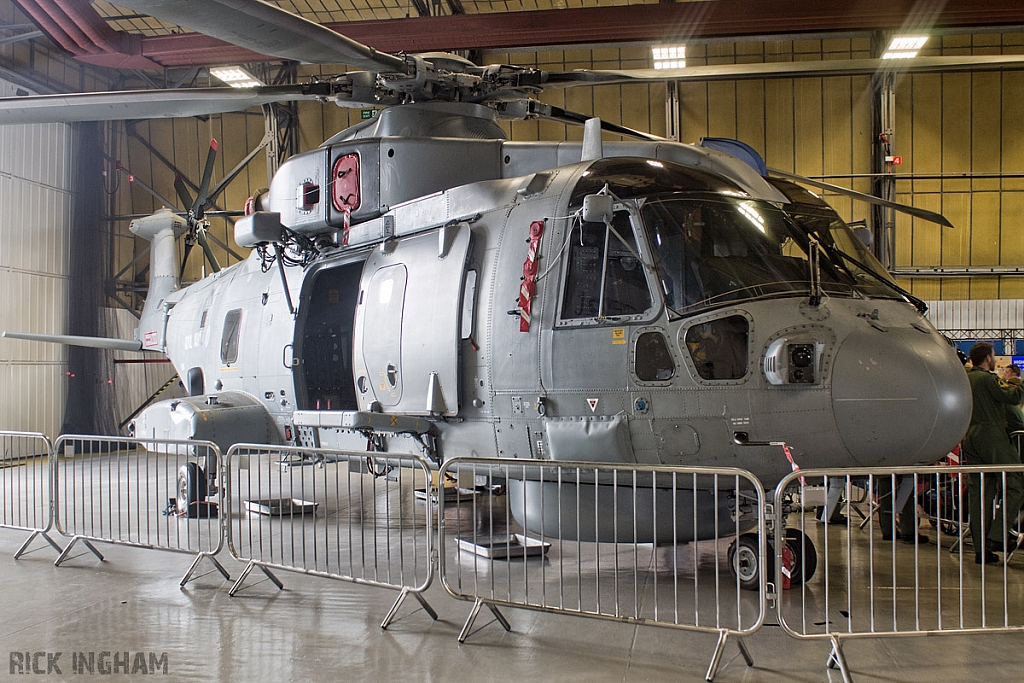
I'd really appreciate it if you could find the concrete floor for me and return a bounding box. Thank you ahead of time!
[4,509,1024,683]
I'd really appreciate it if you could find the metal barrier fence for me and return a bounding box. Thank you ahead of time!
[52,435,228,585]
[774,464,1024,683]
[437,457,767,681]
[224,444,436,628]
[0,431,62,558]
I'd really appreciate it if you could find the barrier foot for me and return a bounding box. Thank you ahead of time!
[458,599,511,643]
[228,561,283,596]
[180,553,231,587]
[54,537,104,567]
[705,629,751,681]
[826,636,854,683]
[857,502,880,530]
[13,531,64,559]
[381,587,438,630]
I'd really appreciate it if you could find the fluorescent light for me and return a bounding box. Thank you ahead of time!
[653,45,685,70]
[210,66,264,88]
[882,35,928,59]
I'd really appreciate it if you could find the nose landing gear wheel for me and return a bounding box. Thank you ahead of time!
[784,528,818,585]
[728,533,773,591]
[177,462,207,516]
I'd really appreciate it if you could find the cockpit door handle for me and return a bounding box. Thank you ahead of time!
[283,344,299,368]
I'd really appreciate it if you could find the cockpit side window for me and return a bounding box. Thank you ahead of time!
[635,331,676,381]
[684,315,749,380]
[220,308,242,364]
[560,211,652,321]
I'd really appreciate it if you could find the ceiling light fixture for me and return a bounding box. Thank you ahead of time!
[882,35,928,59]
[209,66,264,88]
[652,45,685,70]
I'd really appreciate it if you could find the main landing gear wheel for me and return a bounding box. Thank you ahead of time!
[728,533,773,591]
[784,528,818,585]
[177,462,207,516]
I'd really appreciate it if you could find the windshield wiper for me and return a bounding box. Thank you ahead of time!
[819,242,928,314]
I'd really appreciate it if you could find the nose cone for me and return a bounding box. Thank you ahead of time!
[831,329,971,465]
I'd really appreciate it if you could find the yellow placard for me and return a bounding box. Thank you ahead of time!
[612,327,627,345]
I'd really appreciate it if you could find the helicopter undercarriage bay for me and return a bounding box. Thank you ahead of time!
[127,154,971,499]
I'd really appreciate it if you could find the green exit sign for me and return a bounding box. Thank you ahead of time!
[360,109,377,120]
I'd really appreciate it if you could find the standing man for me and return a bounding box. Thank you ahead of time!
[964,342,1024,564]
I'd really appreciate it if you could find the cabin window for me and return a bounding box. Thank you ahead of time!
[561,211,652,320]
[635,331,675,381]
[220,308,242,364]
[684,315,748,380]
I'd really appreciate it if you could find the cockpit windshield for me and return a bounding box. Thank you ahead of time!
[639,194,904,318]
[565,158,916,320]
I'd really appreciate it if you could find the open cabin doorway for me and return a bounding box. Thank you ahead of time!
[293,260,363,411]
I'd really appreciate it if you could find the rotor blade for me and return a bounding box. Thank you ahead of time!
[512,101,665,142]
[173,174,194,213]
[116,0,408,73]
[542,54,1024,87]
[179,239,195,280]
[195,227,223,273]
[0,85,320,124]
[768,168,955,228]
[193,139,219,218]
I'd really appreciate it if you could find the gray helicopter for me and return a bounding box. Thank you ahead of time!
[1,0,974,581]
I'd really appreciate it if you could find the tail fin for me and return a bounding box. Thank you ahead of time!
[129,208,188,352]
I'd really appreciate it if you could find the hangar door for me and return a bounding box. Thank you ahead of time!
[353,223,471,416]
[0,77,75,435]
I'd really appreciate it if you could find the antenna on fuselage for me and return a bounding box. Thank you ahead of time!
[581,117,603,161]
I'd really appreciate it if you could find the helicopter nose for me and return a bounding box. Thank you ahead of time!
[830,328,971,465]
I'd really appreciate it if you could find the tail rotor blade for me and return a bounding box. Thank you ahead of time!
[193,139,219,219]
[179,238,195,281]
[173,174,194,214]
[196,227,222,273]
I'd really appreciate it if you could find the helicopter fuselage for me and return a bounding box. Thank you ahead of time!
[134,140,971,489]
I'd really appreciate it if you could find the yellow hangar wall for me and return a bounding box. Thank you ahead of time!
[657,34,1024,302]
[108,34,1024,303]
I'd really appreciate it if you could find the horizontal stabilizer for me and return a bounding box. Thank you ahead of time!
[2,331,145,352]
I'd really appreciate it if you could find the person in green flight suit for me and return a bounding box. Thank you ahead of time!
[1000,364,1024,448]
[964,342,1024,564]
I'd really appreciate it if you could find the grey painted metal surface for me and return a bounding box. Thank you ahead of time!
[117,149,970,505]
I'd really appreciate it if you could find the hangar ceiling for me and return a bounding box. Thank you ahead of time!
[16,0,1024,71]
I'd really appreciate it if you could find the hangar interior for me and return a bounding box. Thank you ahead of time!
[3,1,1024,681]
[4,0,1024,433]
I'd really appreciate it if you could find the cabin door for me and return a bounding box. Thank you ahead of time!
[353,222,472,416]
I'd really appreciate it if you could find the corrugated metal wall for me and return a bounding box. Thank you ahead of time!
[0,77,74,436]
[925,298,1024,337]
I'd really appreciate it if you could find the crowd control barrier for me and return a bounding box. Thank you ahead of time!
[0,431,61,558]
[437,457,767,681]
[52,435,228,585]
[774,464,1024,683]
[224,444,437,628]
